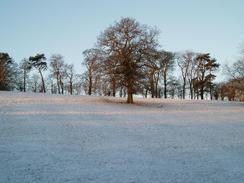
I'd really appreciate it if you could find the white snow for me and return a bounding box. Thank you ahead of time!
[0,91,244,183]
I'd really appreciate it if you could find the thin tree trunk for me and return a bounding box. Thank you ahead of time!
[182,78,186,99]
[150,78,154,98]
[112,78,116,97]
[88,76,92,95]
[189,80,193,99]
[200,86,204,100]
[39,69,46,93]
[70,81,73,95]
[23,70,26,92]
[210,86,213,100]
[155,80,158,98]
[57,74,60,94]
[164,74,167,99]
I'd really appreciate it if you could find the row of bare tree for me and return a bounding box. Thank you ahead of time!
[1,17,243,102]
[7,53,81,95]
[217,60,244,101]
[82,18,220,103]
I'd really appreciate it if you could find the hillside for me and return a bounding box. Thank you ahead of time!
[0,91,244,183]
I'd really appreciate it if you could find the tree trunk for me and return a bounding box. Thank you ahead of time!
[61,83,64,94]
[200,86,204,100]
[70,81,73,95]
[182,78,186,99]
[210,86,213,100]
[164,75,167,99]
[155,81,158,98]
[145,89,148,98]
[88,76,92,95]
[112,78,116,97]
[23,70,26,92]
[39,69,46,93]
[119,87,123,97]
[57,74,60,94]
[150,78,154,98]
[127,87,133,104]
[189,80,193,99]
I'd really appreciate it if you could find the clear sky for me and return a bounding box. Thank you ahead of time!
[0,0,244,78]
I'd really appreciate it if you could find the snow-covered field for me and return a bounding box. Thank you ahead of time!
[0,91,244,183]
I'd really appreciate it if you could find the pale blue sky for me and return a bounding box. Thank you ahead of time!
[0,0,244,77]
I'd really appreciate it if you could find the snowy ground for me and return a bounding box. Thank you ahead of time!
[0,91,244,183]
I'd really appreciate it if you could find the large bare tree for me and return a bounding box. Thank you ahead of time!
[98,17,159,103]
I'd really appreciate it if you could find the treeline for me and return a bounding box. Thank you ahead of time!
[0,53,82,95]
[1,17,243,103]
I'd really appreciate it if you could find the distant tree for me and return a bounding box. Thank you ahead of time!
[19,58,30,92]
[143,49,160,98]
[31,74,40,92]
[158,50,175,99]
[223,59,244,101]
[168,77,181,99]
[177,51,194,99]
[98,17,159,103]
[205,58,220,100]
[49,54,65,94]
[82,48,102,95]
[0,53,18,90]
[101,53,121,97]
[64,63,75,95]
[28,54,47,93]
[193,53,219,100]
[73,74,83,95]
[224,59,244,84]
[187,53,198,99]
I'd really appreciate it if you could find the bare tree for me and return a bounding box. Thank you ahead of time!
[223,59,244,101]
[49,54,65,94]
[82,48,102,95]
[31,74,40,92]
[168,77,181,99]
[64,63,75,95]
[158,50,174,99]
[28,54,47,93]
[187,53,198,99]
[19,58,30,92]
[224,59,244,84]
[98,17,159,103]
[177,51,193,99]
[142,49,160,98]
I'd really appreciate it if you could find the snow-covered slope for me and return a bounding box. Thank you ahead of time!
[0,91,244,183]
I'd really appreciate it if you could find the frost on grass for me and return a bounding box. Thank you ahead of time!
[0,91,244,183]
